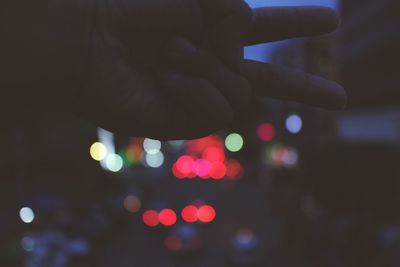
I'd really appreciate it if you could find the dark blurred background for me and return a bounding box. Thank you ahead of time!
[1,0,400,266]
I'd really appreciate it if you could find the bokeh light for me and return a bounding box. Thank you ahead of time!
[202,147,225,163]
[210,162,227,180]
[197,205,216,223]
[286,114,303,134]
[181,205,199,223]
[283,148,299,167]
[123,195,141,213]
[21,236,35,251]
[105,154,124,172]
[234,229,258,250]
[168,140,185,150]
[143,210,159,227]
[90,142,107,161]
[172,163,186,179]
[186,135,224,155]
[159,209,177,226]
[226,160,243,179]
[145,151,164,168]
[193,159,212,178]
[143,138,161,155]
[266,144,299,168]
[176,155,195,177]
[225,133,244,152]
[126,143,143,165]
[19,207,35,224]
[257,123,276,142]
[165,235,183,251]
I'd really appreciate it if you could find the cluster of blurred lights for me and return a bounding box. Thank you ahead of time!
[90,141,124,172]
[172,155,243,180]
[265,144,299,168]
[172,135,243,180]
[142,203,216,227]
[181,204,216,223]
[143,209,177,227]
[173,155,227,180]
[90,138,166,172]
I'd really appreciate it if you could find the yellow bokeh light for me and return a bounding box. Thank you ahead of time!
[90,142,107,161]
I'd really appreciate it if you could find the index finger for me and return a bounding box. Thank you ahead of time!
[245,6,340,46]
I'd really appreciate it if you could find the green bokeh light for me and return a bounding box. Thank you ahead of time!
[225,133,244,152]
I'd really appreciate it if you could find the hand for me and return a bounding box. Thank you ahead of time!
[74,0,346,140]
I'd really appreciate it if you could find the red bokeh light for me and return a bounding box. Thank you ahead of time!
[181,205,199,223]
[226,160,243,179]
[257,123,276,142]
[165,235,182,251]
[197,205,216,223]
[210,162,227,180]
[172,163,185,179]
[143,210,159,227]
[176,155,195,176]
[193,159,212,178]
[202,147,225,163]
[159,209,177,226]
[186,135,224,155]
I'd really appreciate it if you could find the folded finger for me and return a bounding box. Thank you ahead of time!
[241,60,346,110]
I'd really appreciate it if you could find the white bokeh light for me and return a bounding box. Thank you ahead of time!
[105,154,124,172]
[19,207,35,224]
[145,151,164,168]
[143,138,161,155]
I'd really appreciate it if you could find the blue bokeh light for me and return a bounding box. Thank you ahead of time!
[286,114,303,134]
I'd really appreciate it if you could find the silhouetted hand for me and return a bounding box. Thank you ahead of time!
[76,0,346,139]
[0,0,346,140]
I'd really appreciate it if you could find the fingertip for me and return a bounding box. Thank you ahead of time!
[313,6,340,33]
[309,76,347,110]
[330,82,347,110]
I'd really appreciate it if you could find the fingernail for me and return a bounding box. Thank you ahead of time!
[168,37,197,55]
